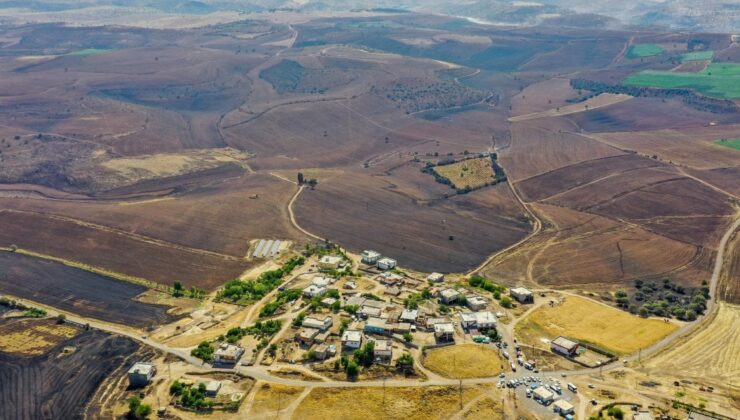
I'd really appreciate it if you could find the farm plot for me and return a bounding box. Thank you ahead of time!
[0,252,178,328]
[715,138,740,151]
[432,157,497,190]
[0,329,141,420]
[624,63,740,99]
[422,344,503,379]
[515,296,678,355]
[626,44,665,59]
[0,318,78,356]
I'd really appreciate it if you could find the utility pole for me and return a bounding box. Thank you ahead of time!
[459,379,463,410]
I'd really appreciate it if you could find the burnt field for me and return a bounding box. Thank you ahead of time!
[0,252,178,327]
[0,325,142,420]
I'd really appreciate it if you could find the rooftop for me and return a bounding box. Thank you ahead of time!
[533,386,554,400]
[373,339,393,352]
[434,322,455,334]
[205,381,222,393]
[342,330,362,342]
[552,336,579,350]
[553,399,574,411]
[128,362,155,376]
[215,344,243,358]
[511,287,533,295]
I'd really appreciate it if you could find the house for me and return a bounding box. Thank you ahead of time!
[303,284,327,298]
[510,287,534,304]
[319,255,343,271]
[425,316,449,331]
[214,343,245,364]
[377,257,397,271]
[439,288,461,304]
[361,250,381,265]
[551,336,579,357]
[342,330,363,349]
[427,272,444,283]
[533,386,554,404]
[314,344,330,360]
[315,330,332,343]
[460,311,496,330]
[205,381,222,397]
[359,305,382,319]
[343,280,357,290]
[296,328,320,345]
[393,322,411,334]
[400,309,418,324]
[434,322,455,342]
[372,339,393,363]
[364,317,390,335]
[302,315,333,331]
[321,297,337,307]
[312,276,332,287]
[127,362,156,387]
[378,272,404,286]
[345,295,366,307]
[553,399,574,415]
[384,286,401,297]
[466,295,488,311]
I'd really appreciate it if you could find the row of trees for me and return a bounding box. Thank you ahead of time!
[217,256,305,304]
[614,278,709,320]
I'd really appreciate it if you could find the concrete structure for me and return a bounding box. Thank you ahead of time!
[426,272,444,283]
[127,362,156,387]
[361,250,381,265]
[378,272,404,286]
[425,316,449,330]
[393,322,411,334]
[434,322,455,342]
[377,257,397,271]
[343,280,357,290]
[296,328,320,345]
[214,344,245,364]
[553,399,574,415]
[302,315,333,331]
[510,287,534,304]
[439,288,462,304]
[372,339,393,363]
[551,336,579,357]
[319,255,343,271]
[466,295,488,311]
[321,297,337,307]
[312,276,332,287]
[400,309,418,324]
[385,286,401,296]
[342,330,363,349]
[303,284,327,298]
[205,381,222,397]
[360,305,382,319]
[364,317,390,335]
[460,311,497,330]
[533,386,554,404]
[315,330,331,343]
[633,410,653,420]
[314,344,330,360]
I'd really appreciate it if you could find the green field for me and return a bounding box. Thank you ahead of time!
[626,44,665,59]
[624,63,740,99]
[64,48,112,57]
[680,50,714,62]
[715,139,740,151]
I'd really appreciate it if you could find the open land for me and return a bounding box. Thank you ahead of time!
[433,157,496,190]
[422,344,503,379]
[626,44,665,59]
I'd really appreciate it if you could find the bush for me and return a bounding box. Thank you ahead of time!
[403,332,413,343]
[346,361,359,378]
[191,341,215,363]
[500,297,513,309]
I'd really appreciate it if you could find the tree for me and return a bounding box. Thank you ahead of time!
[396,352,414,372]
[128,396,152,419]
[297,172,305,185]
[500,296,513,309]
[638,306,649,317]
[173,281,184,297]
[307,178,318,189]
[403,332,413,343]
[346,360,359,378]
[56,314,66,324]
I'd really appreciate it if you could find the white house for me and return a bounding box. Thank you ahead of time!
[127,362,156,387]
[312,276,332,287]
[434,322,455,341]
[319,255,343,271]
[533,386,554,404]
[553,399,574,415]
[342,330,363,349]
[377,257,397,271]
[361,250,381,265]
[466,295,487,311]
[551,336,579,356]
[214,343,245,364]
[510,287,534,304]
[302,315,333,331]
[460,311,496,330]
[426,272,444,283]
[400,309,418,324]
[372,339,393,363]
[205,381,222,397]
[303,284,327,298]
[439,288,461,304]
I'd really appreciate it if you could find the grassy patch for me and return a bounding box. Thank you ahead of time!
[433,157,496,190]
[623,63,740,99]
[715,138,740,151]
[423,344,502,379]
[0,319,78,356]
[516,296,678,355]
[680,50,714,62]
[626,44,665,59]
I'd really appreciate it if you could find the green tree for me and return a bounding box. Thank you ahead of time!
[346,360,359,378]
[173,281,184,297]
[403,332,413,343]
[297,172,305,185]
[500,297,513,308]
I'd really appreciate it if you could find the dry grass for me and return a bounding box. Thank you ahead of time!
[515,296,678,355]
[293,385,486,420]
[508,93,632,122]
[423,344,503,379]
[462,397,503,419]
[249,383,304,415]
[434,158,495,190]
[0,319,79,355]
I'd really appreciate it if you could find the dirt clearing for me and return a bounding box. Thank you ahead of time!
[423,344,503,379]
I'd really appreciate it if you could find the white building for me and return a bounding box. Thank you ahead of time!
[439,288,461,304]
[551,336,579,357]
[426,272,444,283]
[361,250,381,265]
[302,315,333,331]
[533,386,554,404]
[434,322,455,341]
[303,284,327,298]
[459,311,496,330]
[312,276,332,287]
[319,255,343,271]
[214,343,245,364]
[205,381,222,397]
[400,309,418,324]
[553,399,574,415]
[127,362,156,387]
[372,339,393,362]
[510,287,534,304]
[342,330,363,349]
[466,295,488,311]
[377,257,397,271]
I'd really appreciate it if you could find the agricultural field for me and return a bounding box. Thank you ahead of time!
[715,138,740,151]
[626,44,665,59]
[432,157,497,190]
[0,252,178,328]
[680,50,714,61]
[422,344,503,379]
[0,318,78,356]
[515,296,679,355]
[623,63,740,99]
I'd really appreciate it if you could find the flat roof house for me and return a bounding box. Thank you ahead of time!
[553,399,575,415]
[425,316,449,330]
[460,311,496,330]
[360,305,382,319]
[312,276,332,287]
[400,309,418,324]
[510,287,534,304]
[303,284,327,298]
[364,317,390,335]
[551,336,579,357]
[372,339,393,363]
[302,315,333,331]
[361,250,382,265]
[296,328,320,346]
[426,272,444,283]
[127,362,156,388]
[466,295,488,311]
[214,343,245,365]
[205,381,222,397]
[434,322,455,342]
[377,257,397,271]
[342,330,363,349]
[319,255,343,271]
[439,288,461,304]
[533,386,554,404]
[385,286,401,297]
